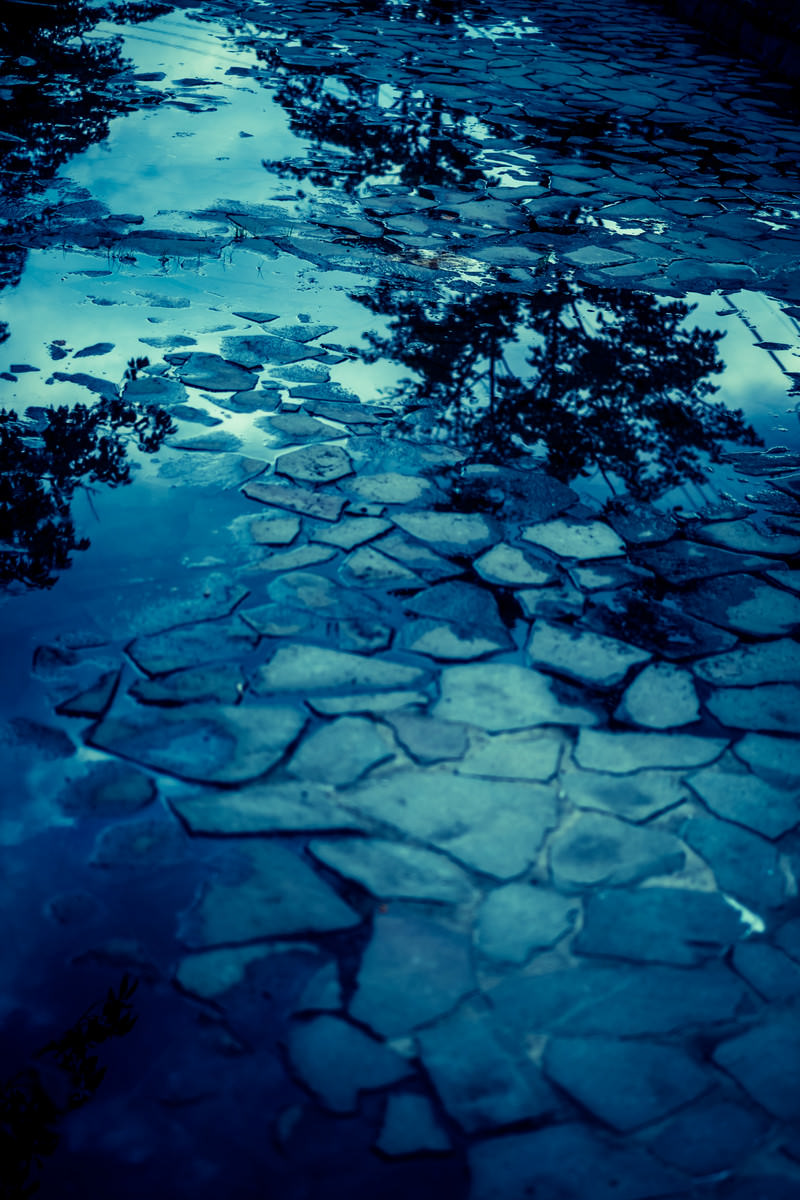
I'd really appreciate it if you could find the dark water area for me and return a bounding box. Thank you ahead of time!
[2,2,800,1198]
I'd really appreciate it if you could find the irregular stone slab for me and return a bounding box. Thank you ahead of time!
[249,511,301,545]
[171,780,366,834]
[56,670,119,718]
[633,540,773,584]
[774,918,800,964]
[469,1123,680,1200]
[221,333,319,367]
[731,941,800,1002]
[243,478,345,521]
[477,884,578,962]
[543,1037,710,1133]
[574,729,726,773]
[177,353,256,392]
[342,771,557,879]
[275,444,352,484]
[692,639,800,686]
[346,473,434,505]
[522,519,625,560]
[287,1014,413,1114]
[474,543,557,587]
[457,730,564,781]
[527,621,650,687]
[269,322,336,344]
[371,532,459,580]
[310,691,429,716]
[90,704,306,784]
[516,582,585,621]
[576,887,750,966]
[175,943,279,999]
[309,838,474,904]
[605,502,677,546]
[695,519,800,557]
[398,619,511,661]
[616,663,700,728]
[339,546,423,587]
[386,712,470,763]
[713,1018,800,1120]
[258,544,336,572]
[130,662,245,706]
[295,960,342,1013]
[159,452,267,490]
[264,570,388,621]
[57,763,156,817]
[261,410,335,446]
[375,1093,450,1156]
[572,562,653,591]
[169,431,241,453]
[102,572,249,639]
[254,645,427,694]
[392,510,494,555]
[686,760,800,839]
[488,962,752,1038]
[180,842,360,946]
[91,816,186,868]
[707,684,800,733]
[405,581,507,638]
[681,574,800,636]
[312,516,392,549]
[350,912,474,1037]
[560,767,689,821]
[648,1099,769,1174]
[288,716,395,786]
[549,812,685,892]
[734,733,800,784]
[417,1002,555,1133]
[681,816,785,911]
[585,590,737,660]
[434,664,599,732]
[126,618,258,676]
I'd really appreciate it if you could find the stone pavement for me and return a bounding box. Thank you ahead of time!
[1,1,800,1198]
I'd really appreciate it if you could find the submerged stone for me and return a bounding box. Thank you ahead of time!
[58,762,156,817]
[288,716,395,786]
[681,574,800,637]
[372,531,459,580]
[648,1099,768,1174]
[405,581,506,637]
[249,511,301,546]
[309,838,475,903]
[521,519,625,560]
[633,540,773,584]
[616,663,700,728]
[559,767,689,821]
[477,884,578,962]
[180,842,360,946]
[548,811,686,892]
[681,815,785,911]
[56,670,119,718]
[387,711,470,763]
[91,817,186,869]
[375,1093,450,1157]
[177,353,256,392]
[345,472,434,505]
[434,663,599,732]
[706,684,800,733]
[310,690,429,716]
[287,1015,413,1114]
[686,760,800,838]
[339,545,423,587]
[129,662,245,706]
[350,912,474,1037]
[695,519,800,557]
[474,543,557,587]
[527,621,650,687]
[312,516,392,549]
[585,590,737,659]
[516,582,585,621]
[171,780,366,835]
[275,444,352,484]
[457,729,564,781]
[574,729,726,773]
[731,940,800,1002]
[254,644,427,694]
[733,733,800,784]
[221,333,320,368]
[127,618,257,676]
[713,1018,800,1120]
[90,703,306,784]
[398,618,511,660]
[243,478,345,521]
[391,510,495,555]
[692,638,800,686]
[174,943,278,999]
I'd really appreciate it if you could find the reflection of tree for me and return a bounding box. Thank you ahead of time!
[355,277,760,498]
[0,380,175,590]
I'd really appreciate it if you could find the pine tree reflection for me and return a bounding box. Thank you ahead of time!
[354,276,759,498]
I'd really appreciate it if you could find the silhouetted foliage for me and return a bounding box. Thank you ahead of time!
[0,975,138,1199]
[355,276,760,498]
[0,386,175,589]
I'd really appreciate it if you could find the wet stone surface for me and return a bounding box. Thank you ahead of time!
[3,0,800,1197]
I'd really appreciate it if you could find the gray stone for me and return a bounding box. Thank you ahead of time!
[287,1015,413,1113]
[375,1093,450,1156]
[571,562,653,591]
[101,572,249,639]
[775,918,800,963]
[264,570,388,621]
[90,703,306,784]
[574,729,726,773]
[350,912,474,1037]
[585,590,738,660]
[130,662,245,706]
[733,734,800,784]
[127,618,258,676]
[339,546,424,587]
[405,581,507,639]
[548,812,686,891]
[695,519,800,557]
[295,961,342,1013]
[692,639,800,686]
[527,621,650,687]
[686,760,800,838]
[682,574,800,636]
[46,892,100,925]
[391,510,495,555]
[417,1002,555,1133]
[56,669,119,718]
[169,431,242,453]
[346,473,434,505]
[180,842,360,946]
[254,645,428,694]
[275,444,352,484]
[559,768,689,821]
[633,540,773,583]
[543,1037,710,1132]
[177,353,256,391]
[615,662,700,728]
[312,517,392,549]
[158,452,267,490]
[342,771,558,879]
[386,713,470,763]
[477,884,578,962]
[488,962,753,1038]
[681,816,785,912]
[170,780,367,835]
[648,1099,768,1174]
[468,1123,680,1200]
[576,887,749,965]
[372,532,459,580]
[474,543,557,587]
[713,1018,800,1120]
[310,691,429,716]
[521,519,625,559]
[243,478,345,521]
[605,502,677,546]
[57,763,156,817]
[457,730,564,781]
[516,582,585,620]
[731,941,800,1001]
[261,410,335,446]
[434,664,599,732]
[707,684,800,733]
[249,512,301,545]
[91,817,186,868]
[309,838,474,904]
[175,944,280,999]
[221,333,320,367]
[288,716,395,786]
[258,544,337,572]
[398,619,511,660]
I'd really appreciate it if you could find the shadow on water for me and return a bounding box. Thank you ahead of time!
[352,273,760,499]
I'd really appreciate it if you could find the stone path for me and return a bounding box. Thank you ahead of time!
[1,1,800,1198]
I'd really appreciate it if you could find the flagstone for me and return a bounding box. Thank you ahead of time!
[692,638,800,686]
[345,472,435,504]
[372,531,460,579]
[559,767,689,820]
[398,618,511,660]
[254,644,428,694]
[221,333,321,367]
[548,811,686,892]
[275,444,352,484]
[386,712,469,763]
[129,662,245,706]
[521,519,625,560]
[57,762,156,817]
[375,1093,450,1156]
[405,581,507,637]
[648,1099,769,1174]
[311,516,392,549]
[434,663,599,732]
[681,816,785,911]
[339,545,424,587]
[309,690,429,716]
[309,838,475,903]
[695,520,800,557]
[259,544,337,572]
[56,669,120,718]
[295,960,342,1013]
[476,884,579,962]
[633,541,773,584]
[474,543,557,587]
[527,621,650,687]
[713,1018,800,1120]
[686,760,800,838]
[574,729,726,773]
[516,581,585,620]
[706,684,800,733]
[456,729,564,781]
[171,779,366,835]
[288,716,396,786]
[179,842,360,946]
[243,478,346,521]
[731,941,800,1002]
[287,1014,413,1114]
[391,510,495,555]
[342,770,557,879]
[126,618,258,676]
[264,570,388,620]
[174,944,281,1000]
[91,816,187,868]
[350,912,474,1037]
[616,663,700,728]
[681,575,800,637]
[733,733,800,784]
[585,590,738,659]
[249,512,301,545]
[177,352,256,391]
